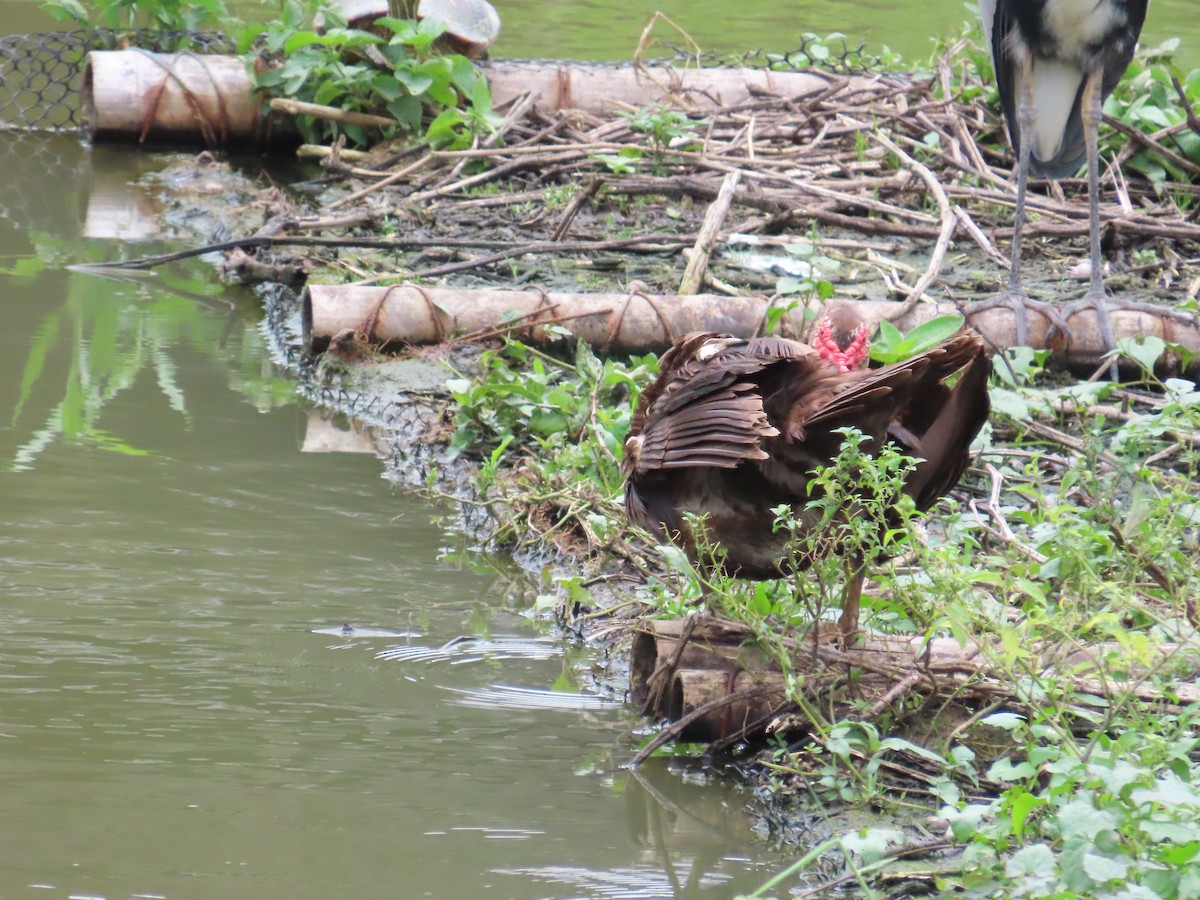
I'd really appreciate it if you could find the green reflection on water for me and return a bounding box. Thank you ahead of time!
[9,272,283,470]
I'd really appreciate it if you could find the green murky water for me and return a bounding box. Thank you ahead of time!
[3,0,1198,64]
[494,0,1199,67]
[0,135,795,897]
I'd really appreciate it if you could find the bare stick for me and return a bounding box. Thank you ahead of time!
[678,170,741,295]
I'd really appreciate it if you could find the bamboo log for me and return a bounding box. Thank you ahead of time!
[81,51,860,147]
[83,51,279,148]
[482,60,870,116]
[667,669,789,742]
[302,284,1200,368]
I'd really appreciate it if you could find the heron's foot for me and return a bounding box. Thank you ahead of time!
[1065,291,1200,380]
[966,291,1071,348]
[1067,287,1120,380]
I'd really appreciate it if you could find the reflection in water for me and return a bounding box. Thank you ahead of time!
[0,133,799,898]
[375,634,562,663]
[444,683,622,711]
[498,763,784,898]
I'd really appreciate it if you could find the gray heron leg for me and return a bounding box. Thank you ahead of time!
[1072,66,1121,380]
[971,58,1070,347]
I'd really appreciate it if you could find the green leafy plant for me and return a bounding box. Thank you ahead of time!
[594,104,704,175]
[772,239,839,305]
[770,428,920,634]
[619,105,702,154]
[1104,39,1200,188]
[42,0,231,33]
[446,335,656,535]
[239,0,498,148]
[868,314,969,364]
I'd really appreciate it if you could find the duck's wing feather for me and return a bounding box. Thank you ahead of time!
[625,334,818,478]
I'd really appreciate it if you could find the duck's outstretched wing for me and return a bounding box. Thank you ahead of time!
[762,331,989,506]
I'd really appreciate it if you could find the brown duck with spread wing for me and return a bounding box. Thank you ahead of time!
[621,303,991,639]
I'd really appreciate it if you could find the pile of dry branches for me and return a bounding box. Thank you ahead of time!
[296,50,1200,312]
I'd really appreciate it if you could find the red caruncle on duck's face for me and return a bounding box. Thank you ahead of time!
[811,318,870,372]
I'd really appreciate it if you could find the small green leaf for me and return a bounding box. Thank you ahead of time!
[987,757,1037,782]
[878,737,946,765]
[901,315,965,352]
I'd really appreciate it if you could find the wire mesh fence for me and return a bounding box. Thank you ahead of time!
[0,29,233,132]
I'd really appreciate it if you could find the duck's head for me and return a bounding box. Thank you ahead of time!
[810,302,870,373]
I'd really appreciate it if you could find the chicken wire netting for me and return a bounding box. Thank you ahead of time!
[0,29,233,131]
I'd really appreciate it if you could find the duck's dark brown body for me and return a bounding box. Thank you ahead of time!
[622,322,991,617]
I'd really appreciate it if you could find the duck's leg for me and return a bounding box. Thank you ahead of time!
[837,560,865,646]
[971,59,1071,346]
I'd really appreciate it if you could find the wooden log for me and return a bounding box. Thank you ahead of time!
[302,284,1200,369]
[632,616,1200,744]
[83,51,282,148]
[630,617,777,708]
[667,669,789,743]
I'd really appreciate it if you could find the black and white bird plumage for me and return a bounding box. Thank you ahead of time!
[973,0,1149,375]
[982,0,1148,178]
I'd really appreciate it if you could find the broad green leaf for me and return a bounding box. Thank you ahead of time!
[1009,791,1044,840]
[1005,842,1056,879]
[1082,851,1128,883]
[902,315,966,352]
[1057,797,1118,840]
[1117,335,1166,374]
[979,712,1026,730]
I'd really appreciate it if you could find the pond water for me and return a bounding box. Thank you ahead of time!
[0,134,803,897]
[3,0,1199,65]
